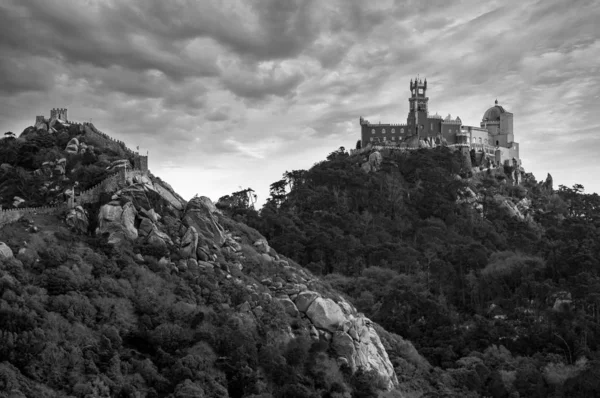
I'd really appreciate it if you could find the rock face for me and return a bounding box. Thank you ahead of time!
[0,242,14,260]
[294,291,320,313]
[306,298,347,333]
[182,197,225,247]
[368,151,382,171]
[96,201,138,244]
[291,294,398,390]
[179,226,198,259]
[65,206,89,233]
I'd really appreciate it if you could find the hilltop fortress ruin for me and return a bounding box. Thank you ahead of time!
[0,109,181,226]
[358,78,520,167]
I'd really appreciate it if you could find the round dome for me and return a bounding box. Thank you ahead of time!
[482,100,506,121]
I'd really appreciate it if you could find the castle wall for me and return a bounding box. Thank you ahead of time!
[361,123,408,145]
[0,205,67,227]
[441,121,461,144]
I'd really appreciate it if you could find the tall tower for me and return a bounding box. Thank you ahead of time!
[407,78,428,138]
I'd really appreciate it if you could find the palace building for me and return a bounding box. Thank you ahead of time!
[359,78,520,165]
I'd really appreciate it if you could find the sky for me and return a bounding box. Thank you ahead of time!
[1,0,599,207]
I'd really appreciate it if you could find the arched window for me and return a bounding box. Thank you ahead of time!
[371,129,375,134]
[400,128,404,134]
[479,137,482,143]
[391,128,395,134]
[370,137,374,142]
[391,136,395,141]
[382,129,386,134]
[496,140,499,146]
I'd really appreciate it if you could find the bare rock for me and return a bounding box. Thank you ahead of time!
[65,206,89,233]
[0,242,14,260]
[254,238,270,254]
[332,331,356,369]
[306,297,345,333]
[97,201,137,244]
[368,151,383,171]
[179,226,198,259]
[294,291,320,313]
[277,297,299,317]
[183,197,225,246]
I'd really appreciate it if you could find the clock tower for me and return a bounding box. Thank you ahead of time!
[407,78,428,138]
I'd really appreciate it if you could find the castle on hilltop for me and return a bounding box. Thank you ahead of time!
[36,108,69,124]
[359,77,520,166]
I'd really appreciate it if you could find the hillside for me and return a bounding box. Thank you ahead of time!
[0,120,476,397]
[219,145,600,397]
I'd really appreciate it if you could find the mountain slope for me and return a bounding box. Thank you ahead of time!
[0,121,471,397]
[222,145,600,397]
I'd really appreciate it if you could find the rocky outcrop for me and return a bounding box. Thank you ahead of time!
[457,187,483,215]
[306,297,346,332]
[295,291,320,312]
[96,201,138,244]
[369,151,382,168]
[65,138,80,154]
[65,206,89,233]
[182,197,225,247]
[494,195,525,220]
[179,226,198,259]
[0,242,14,260]
[254,239,270,254]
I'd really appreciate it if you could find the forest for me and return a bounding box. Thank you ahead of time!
[218,145,600,397]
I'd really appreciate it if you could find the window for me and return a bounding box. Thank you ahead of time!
[392,136,395,141]
[371,129,375,134]
[391,128,395,134]
[479,137,482,143]
[382,129,386,134]
[400,128,404,134]
[370,137,373,142]
[418,88,423,94]
[430,123,433,130]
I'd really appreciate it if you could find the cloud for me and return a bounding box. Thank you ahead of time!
[0,0,599,204]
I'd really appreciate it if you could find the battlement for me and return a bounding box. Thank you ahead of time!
[359,117,407,127]
[50,108,68,121]
[442,120,462,124]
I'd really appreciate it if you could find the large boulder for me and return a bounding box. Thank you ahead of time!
[179,226,198,259]
[368,151,382,171]
[0,242,14,260]
[277,297,299,317]
[182,197,225,246]
[65,138,80,154]
[253,239,270,254]
[65,206,89,233]
[96,201,138,244]
[294,291,320,313]
[306,298,346,333]
[146,224,173,249]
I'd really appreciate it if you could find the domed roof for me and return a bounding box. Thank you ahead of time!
[482,99,506,121]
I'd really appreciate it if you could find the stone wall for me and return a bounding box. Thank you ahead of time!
[76,171,123,205]
[0,205,67,227]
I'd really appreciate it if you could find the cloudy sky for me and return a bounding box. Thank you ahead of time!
[1,0,599,205]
